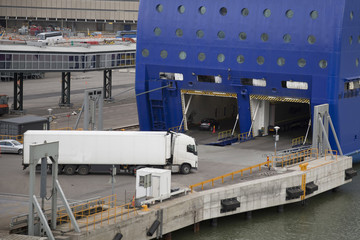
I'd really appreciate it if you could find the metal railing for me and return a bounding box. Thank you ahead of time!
[9,196,104,234]
[0,134,23,143]
[51,127,83,131]
[325,149,338,161]
[291,136,310,147]
[218,130,233,140]
[217,130,253,142]
[57,194,138,232]
[189,161,271,193]
[238,131,253,142]
[272,148,319,168]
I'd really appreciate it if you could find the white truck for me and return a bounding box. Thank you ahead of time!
[22,130,198,175]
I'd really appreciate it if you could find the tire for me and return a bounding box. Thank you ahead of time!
[78,165,90,175]
[180,164,191,174]
[18,149,23,155]
[128,166,135,175]
[64,165,76,175]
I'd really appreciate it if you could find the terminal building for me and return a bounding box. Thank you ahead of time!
[136,0,360,162]
[0,0,139,32]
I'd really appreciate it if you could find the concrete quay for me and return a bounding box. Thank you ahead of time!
[57,155,353,240]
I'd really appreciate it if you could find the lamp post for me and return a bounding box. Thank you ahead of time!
[274,126,280,167]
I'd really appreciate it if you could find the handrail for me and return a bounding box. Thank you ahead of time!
[57,194,138,231]
[238,131,253,142]
[218,130,233,140]
[325,149,338,161]
[291,136,310,147]
[217,130,253,142]
[272,148,318,168]
[189,161,271,193]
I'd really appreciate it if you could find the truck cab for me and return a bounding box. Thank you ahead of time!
[172,133,198,174]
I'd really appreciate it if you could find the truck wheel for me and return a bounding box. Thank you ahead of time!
[78,165,89,175]
[181,164,191,174]
[64,165,76,175]
[128,166,135,176]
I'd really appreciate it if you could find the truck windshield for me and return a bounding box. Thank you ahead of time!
[187,144,197,155]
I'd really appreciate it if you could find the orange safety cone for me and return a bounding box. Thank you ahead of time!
[212,125,216,134]
[131,195,135,208]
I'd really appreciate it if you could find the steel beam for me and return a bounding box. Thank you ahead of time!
[13,72,24,111]
[103,69,112,100]
[60,72,71,107]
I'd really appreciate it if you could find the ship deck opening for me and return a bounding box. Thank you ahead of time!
[249,95,311,146]
[180,90,238,134]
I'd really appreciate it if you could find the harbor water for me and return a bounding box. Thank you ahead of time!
[173,164,360,240]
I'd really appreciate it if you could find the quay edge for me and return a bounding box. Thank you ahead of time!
[61,155,354,240]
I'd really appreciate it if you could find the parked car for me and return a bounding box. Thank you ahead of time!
[0,139,23,155]
[200,118,219,131]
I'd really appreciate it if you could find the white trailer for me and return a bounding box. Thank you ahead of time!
[22,130,198,175]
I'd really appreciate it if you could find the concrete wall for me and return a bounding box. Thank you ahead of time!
[66,156,353,240]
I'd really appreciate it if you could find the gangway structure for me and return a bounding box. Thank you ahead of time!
[0,43,136,111]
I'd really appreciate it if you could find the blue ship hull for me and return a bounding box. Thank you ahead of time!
[136,0,360,162]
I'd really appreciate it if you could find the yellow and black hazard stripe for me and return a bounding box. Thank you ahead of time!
[250,95,310,104]
[181,89,237,98]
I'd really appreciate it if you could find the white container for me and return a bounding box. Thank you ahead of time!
[22,130,198,174]
[135,168,171,204]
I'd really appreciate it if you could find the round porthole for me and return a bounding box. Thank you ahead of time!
[263,9,271,17]
[277,57,285,66]
[310,10,318,19]
[217,31,225,39]
[199,6,206,15]
[298,58,306,68]
[179,51,187,60]
[217,54,225,63]
[286,10,294,18]
[220,7,227,16]
[178,5,185,14]
[196,30,204,38]
[198,53,206,62]
[176,29,183,37]
[319,60,328,69]
[154,27,161,36]
[142,49,149,57]
[237,55,245,64]
[261,33,269,42]
[283,34,291,43]
[241,8,249,16]
[160,50,168,59]
[239,32,247,41]
[308,35,316,44]
[257,56,265,65]
[156,4,163,13]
